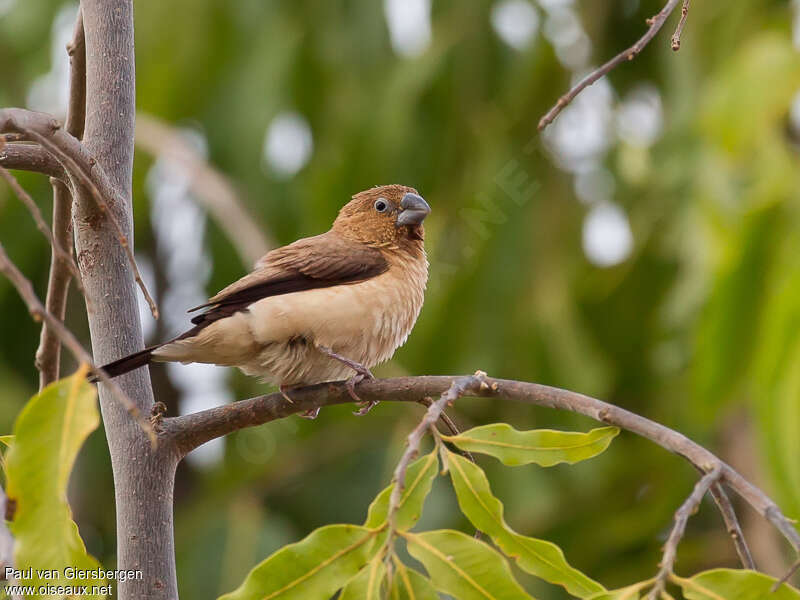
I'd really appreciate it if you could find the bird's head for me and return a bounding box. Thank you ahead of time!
[333,185,431,249]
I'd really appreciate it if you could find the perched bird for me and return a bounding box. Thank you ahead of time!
[95,185,430,417]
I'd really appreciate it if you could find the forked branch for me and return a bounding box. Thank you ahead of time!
[0,108,158,318]
[648,464,723,599]
[36,6,87,389]
[0,142,66,181]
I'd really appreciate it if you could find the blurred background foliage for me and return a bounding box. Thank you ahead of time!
[1,0,800,597]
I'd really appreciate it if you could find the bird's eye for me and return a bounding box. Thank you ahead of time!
[374,199,388,213]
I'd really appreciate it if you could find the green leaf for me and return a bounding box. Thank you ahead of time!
[447,451,604,597]
[365,450,438,530]
[218,524,383,600]
[442,424,619,467]
[585,582,647,600]
[339,554,386,600]
[676,569,800,599]
[0,435,13,447]
[404,529,533,600]
[4,370,106,598]
[390,562,439,600]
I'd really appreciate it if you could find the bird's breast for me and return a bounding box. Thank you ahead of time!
[245,253,427,372]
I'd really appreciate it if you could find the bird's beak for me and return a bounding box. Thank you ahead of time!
[396,193,431,227]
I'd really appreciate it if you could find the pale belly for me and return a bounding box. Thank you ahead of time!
[153,267,426,386]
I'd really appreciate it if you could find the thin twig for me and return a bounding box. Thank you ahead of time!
[538,0,682,131]
[37,179,77,388]
[64,8,86,139]
[0,108,159,319]
[0,167,83,291]
[708,483,756,570]
[671,0,690,51]
[0,142,67,181]
[648,464,722,599]
[36,6,87,390]
[387,375,486,535]
[383,373,488,586]
[25,128,159,319]
[774,560,800,593]
[0,241,155,443]
[417,396,479,467]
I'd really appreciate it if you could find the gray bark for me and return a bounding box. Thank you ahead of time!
[72,1,179,597]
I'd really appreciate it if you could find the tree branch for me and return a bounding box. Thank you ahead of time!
[35,6,87,390]
[0,142,66,181]
[0,240,153,441]
[709,482,756,570]
[671,0,690,51]
[0,108,158,319]
[74,2,176,596]
[384,375,486,559]
[161,375,800,562]
[648,464,723,599]
[538,0,682,131]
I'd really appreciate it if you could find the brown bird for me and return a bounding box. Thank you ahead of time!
[95,184,430,417]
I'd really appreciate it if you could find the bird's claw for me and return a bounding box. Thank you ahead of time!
[282,384,320,418]
[299,407,320,419]
[347,373,379,415]
[279,384,295,404]
[353,400,378,416]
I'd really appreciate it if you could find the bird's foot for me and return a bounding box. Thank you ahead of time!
[347,373,379,416]
[316,344,375,380]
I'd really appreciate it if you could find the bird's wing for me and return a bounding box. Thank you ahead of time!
[186,232,388,328]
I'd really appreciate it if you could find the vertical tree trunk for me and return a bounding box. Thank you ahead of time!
[72,1,179,597]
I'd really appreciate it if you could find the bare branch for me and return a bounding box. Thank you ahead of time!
[774,560,800,593]
[708,483,756,570]
[385,375,485,550]
[36,6,87,390]
[0,167,83,291]
[64,8,86,139]
[135,113,272,266]
[648,464,722,599]
[36,179,77,388]
[538,0,682,131]
[160,375,800,560]
[0,142,67,181]
[671,0,690,51]
[0,108,158,318]
[0,240,154,442]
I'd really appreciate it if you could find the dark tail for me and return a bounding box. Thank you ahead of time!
[89,346,158,383]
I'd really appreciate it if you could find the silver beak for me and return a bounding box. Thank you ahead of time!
[396,193,431,227]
